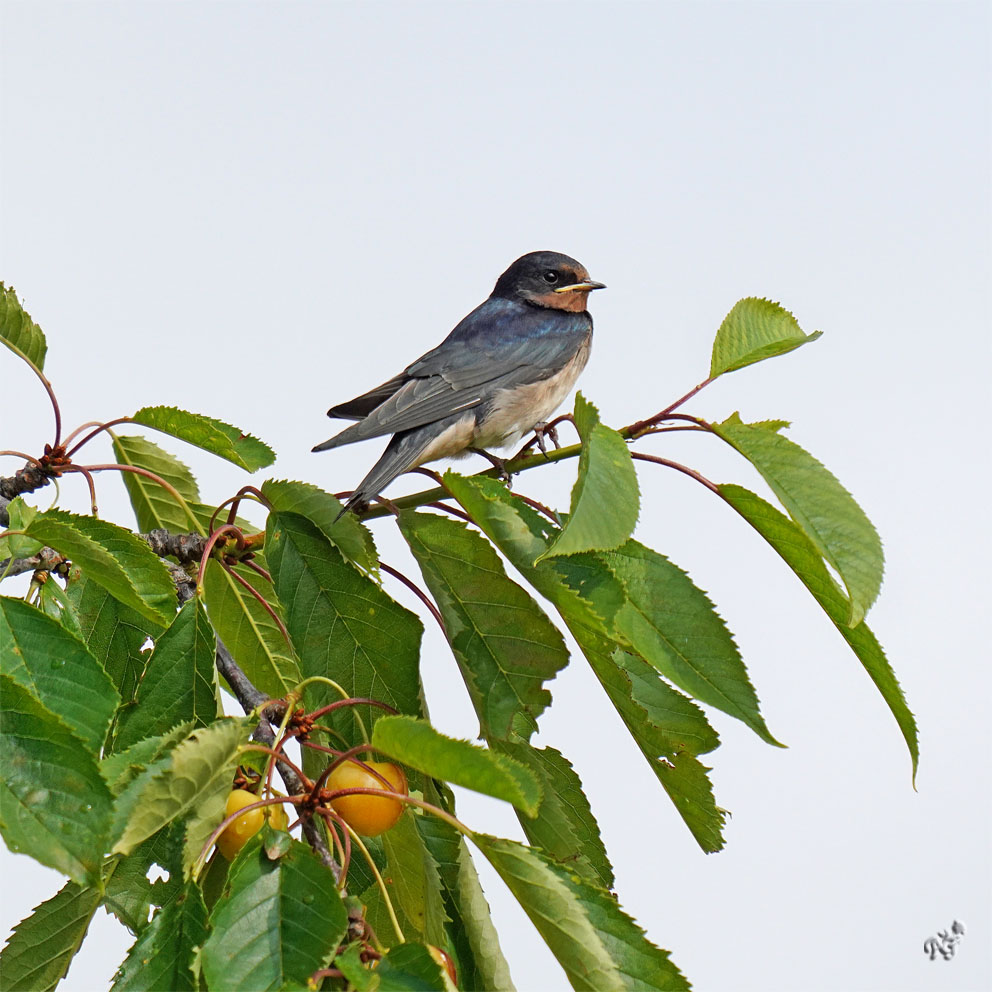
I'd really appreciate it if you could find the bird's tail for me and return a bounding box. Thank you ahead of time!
[336,427,436,518]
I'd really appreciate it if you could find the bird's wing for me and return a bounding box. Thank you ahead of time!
[327,373,407,420]
[314,333,587,451]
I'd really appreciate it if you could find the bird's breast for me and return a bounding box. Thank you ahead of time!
[475,336,591,449]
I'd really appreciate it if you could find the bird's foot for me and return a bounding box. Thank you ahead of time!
[469,447,512,486]
[532,422,561,458]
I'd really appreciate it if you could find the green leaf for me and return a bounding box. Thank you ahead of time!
[64,568,160,706]
[267,511,424,735]
[200,840,348,992]
[103,823,185,933]
[372,715,541,815]
[417,817,516,992]
[24,509,175,626]
[0,596,120,752]
[709,297,822,377]
[494,739,614,889]
[376,942,448,991]
[101,723,195,795]
[111,717,248,862]
[334,943,378,991]
[110,883,208,992]
[720,484,918,780]
[381,810,447,945]
[443,475,727,852]
[111,433,202,533]
[113,599,219,751]
[0,497,42,558]
[0,676,113,885]
[0,879,101,991]
[0,283,47,372]
[474,835,690,991]
[399,510,568,740]
[712,415,884,625]
[600,540,780,746]
[131,405,275,472]
[261,478,379,576]
[656,751,727,855]
[539,394,639,560]
[202,558,301,701]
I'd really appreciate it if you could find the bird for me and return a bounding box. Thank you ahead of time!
[313,250,605,514]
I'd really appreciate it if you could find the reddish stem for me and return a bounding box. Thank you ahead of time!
[194,524,244,589]
[307,697,398,723]
[241,558,273,584]
[64,417,134,457]
[223,562,291,643]
[623,376,715,438]
[0,451,43,468]
[630,451,722,495]
[379,559,446,635]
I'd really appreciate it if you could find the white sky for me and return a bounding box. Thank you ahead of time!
[1,2,990,990]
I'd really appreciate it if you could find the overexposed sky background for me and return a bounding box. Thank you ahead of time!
[1,1,990,990]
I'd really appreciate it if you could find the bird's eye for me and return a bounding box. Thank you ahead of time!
[543,271,559,284]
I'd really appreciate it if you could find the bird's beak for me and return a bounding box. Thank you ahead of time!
[554,280,606,294]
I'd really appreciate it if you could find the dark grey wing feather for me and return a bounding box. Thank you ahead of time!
[313,335,583,452]
[326,373,407,420]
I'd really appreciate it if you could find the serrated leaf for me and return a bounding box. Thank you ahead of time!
[110,882,208,992]
[202,557,300,701]
[381,809,447,945]
[131,405,275,471]
[713,415,884,625]
[24,509,175,626]
[0,283,47,372]
[101,820,185,935]
[720,483,918,780]
[0,676,113,885]
[399,510,568,741]
[417,817,516,992]
[103,724,196,804]
[111,433,202,533]
[0,596,120,752]
[1,496,42,558]
[0,879,101,991]
[474,835,689,991]
[600,540,780,746]
[603,650,727,853]
[376,942,448,991]
[655,752,727,855]
[709,297,822,377]
[266,511,424,738]
[261,478,379,576]
[494,739,614,888]
[111,717,248,860]
[113,599,219,752]
[444,475,726,852]
[372,715,541,815]
[200,840,348,992]
[540,394,639,560]
[64,568,160,705]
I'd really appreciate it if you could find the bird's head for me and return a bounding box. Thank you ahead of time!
[492,251,606,313]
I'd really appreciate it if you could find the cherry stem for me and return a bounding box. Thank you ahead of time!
[194,524,244,588]
[209,485,271,533]
[0,450,43,468]
[623,376,715,438]
[73,463,201,530]
[239,744,311,786]
[307,697,398,723]
[64,417,134,457]
[192,794,304,879]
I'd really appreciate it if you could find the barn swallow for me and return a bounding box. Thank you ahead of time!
[313,250,605,514]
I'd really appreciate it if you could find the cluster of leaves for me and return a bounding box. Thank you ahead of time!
[0,284,915,991]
